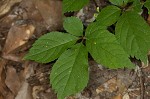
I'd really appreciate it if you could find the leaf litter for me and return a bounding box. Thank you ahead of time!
[0,0,150,99]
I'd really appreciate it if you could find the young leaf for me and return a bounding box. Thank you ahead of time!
[25,32,78,63]
[86,29,133,69]
[63,0,89,13]
[109,0,129,6]
[50,43,89,99]
[115,11,150,63]
[96,5,121,26]
[63,17,83,36]
[144,1,150,14]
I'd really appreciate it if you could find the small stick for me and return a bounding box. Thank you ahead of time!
[137,66,144,99]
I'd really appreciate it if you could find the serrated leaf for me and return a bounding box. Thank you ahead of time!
[131,0,143,13]
[109,0,129,6]
[63,0,89,13]
[63,17,83,36]
[85,22,107,36]
[86,29,133,69]
[115,11,150,63]
[25,32,78,63]
[50,43,89,99]
[144,0,150,14]
[96,5,121,26]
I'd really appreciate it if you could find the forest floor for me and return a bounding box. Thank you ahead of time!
[0,0,150,99]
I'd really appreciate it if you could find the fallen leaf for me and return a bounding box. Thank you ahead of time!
[5,92,15,99]
[15,61,34,99]
[117,70,136,94]
[123,93,130,99]
[0,0,22,18]
[20,0,43,21]
[5,66,21,95]
[0,59,8,97]
[112,94,122,99]
[2,23,35,61]
[3,23,35,54]
[32,86,43,99]
[15,82,32,99]
[96,77,118,94]
[33,0,63,30]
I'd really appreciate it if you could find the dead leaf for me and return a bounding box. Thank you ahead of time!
[2,23,35,61]
[3,23,35,54]
[5,92,15,99]
[123,93,130,99]
[20,0,43,21]
[117,70,136,94]
[15,82,32,99]
[15,62,34,99]
[33,0,62,30]
[112,94,122,99]
[0,59,8,97]
[5,66,21,95]
[116,79,127,95]
[0,94,4,99]
[96,77,118,94]
[32,86,43,99]
[0,0,22,18]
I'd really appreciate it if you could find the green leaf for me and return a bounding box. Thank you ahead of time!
[63,0,89,13]
[115,11,150,63]
[63,17,83,36]
[85,22,107,36]
[109,0,129,6]
[25,32,78,63]
[86,29,133,69]
[50,43,89,99]
[131,0,143,13]
[96,5,121,26]
[144,0,150,14]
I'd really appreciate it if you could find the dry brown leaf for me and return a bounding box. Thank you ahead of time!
[33,0,62,30]
[123,93,130,99]
[0,94,4,99]
[32,86,44,99]
[117,70,136,94]
[0,59,8,97]
[15,62,35,99]
[15,82,32,99]
[96,69,135,96]
[5,92,15,99]
[20,0,43,21]
[2,24,35,61]
[3,24,35,54]
[112,94,122,99]
[0,0,22,18]
[5,66,21,95]
[116,79,127,95]
[96,77,118,94]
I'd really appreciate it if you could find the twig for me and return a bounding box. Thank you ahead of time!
[137,66,144,99]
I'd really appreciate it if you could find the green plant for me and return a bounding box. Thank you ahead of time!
[25,0,150,99]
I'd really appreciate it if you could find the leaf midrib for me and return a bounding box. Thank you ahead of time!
[27,38,77,57]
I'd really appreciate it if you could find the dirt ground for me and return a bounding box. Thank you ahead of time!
[0,0,150,99]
